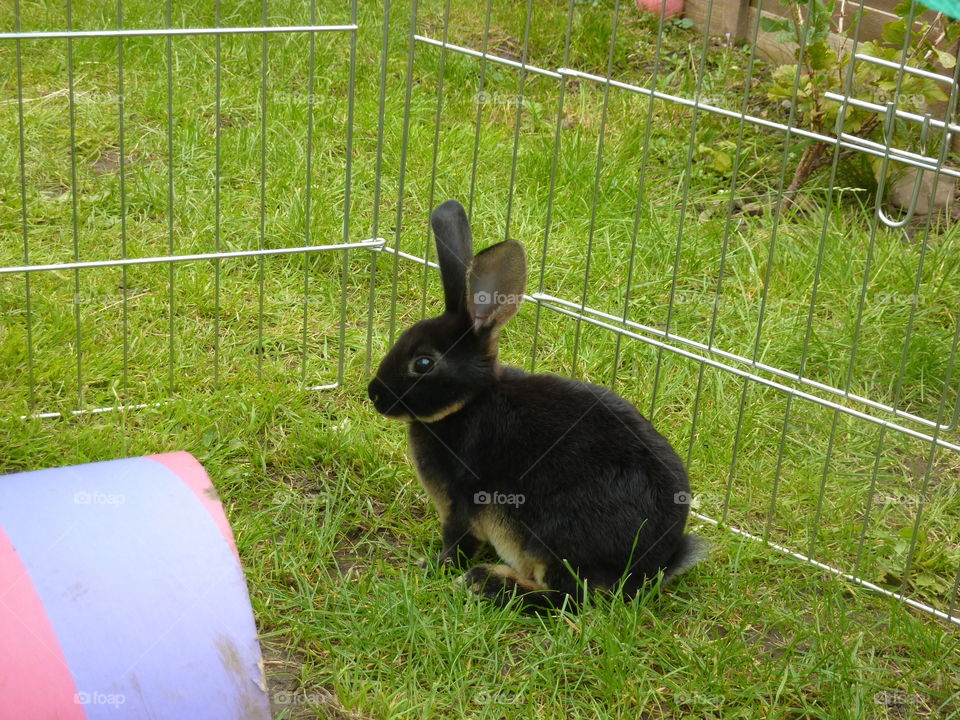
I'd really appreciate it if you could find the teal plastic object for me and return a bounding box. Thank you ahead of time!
[921,0,960,20]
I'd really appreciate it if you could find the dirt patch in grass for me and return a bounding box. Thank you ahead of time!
[422,14,526,64]
[38,179,70,200]
[261,641,306,718]
[277,466,340,500]
[483,31,524,63]
[743,624,793,660]
[262,641,370,719]
[91,148,121,175]
[328,526,408,580]
[332,545,366,578]
[88,147,158,176]
[218,109,254,129]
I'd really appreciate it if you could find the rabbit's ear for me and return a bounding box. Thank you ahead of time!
[467,239,527,332]
[430,200,474,315]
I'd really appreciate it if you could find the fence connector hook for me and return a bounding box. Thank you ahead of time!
[876,109,933,229]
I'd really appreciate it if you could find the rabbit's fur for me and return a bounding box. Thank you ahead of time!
[368,199,705,611]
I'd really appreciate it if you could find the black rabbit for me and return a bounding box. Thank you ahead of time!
[368,199,705,611]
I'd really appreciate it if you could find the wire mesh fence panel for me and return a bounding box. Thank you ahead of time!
[393,0,960,625]
[0,0,379,419]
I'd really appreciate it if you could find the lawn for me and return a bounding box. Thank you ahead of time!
[1,0,959,718]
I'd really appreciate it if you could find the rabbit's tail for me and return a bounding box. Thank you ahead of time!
[662,533,709,585]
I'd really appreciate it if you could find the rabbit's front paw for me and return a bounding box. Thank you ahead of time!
[457,564,492,589]
[457,564,518,603]
[457,565,565,612]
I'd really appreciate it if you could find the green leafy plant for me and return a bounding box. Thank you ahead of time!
[760,0,958,207]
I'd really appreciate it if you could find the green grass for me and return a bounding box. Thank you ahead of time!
[1,1,959,718]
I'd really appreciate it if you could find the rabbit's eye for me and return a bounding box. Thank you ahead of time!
[412,356,435,374]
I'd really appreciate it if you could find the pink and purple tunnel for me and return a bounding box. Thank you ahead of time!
[0,452,270,719]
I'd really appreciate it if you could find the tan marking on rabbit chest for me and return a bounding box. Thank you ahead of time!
[472,508,548,589]
[414,399,467,424]
[407,432,451,523]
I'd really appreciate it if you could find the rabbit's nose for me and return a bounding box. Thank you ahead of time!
[367,380,380,404]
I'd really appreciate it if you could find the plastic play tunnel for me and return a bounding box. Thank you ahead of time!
[0,452,270,719]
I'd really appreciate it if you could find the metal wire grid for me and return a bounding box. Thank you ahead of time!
[2,1,958,625]
[2,0,377,419]
[385,0,960,626]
